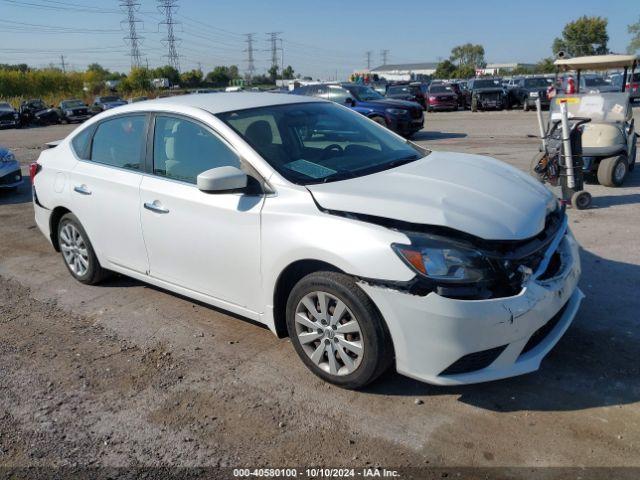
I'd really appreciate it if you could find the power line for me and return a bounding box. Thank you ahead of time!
[244,33,256,83]
[266,31,282,76]
[365,51,372,70]
[380,49,389,66]
[157,0,180,71]
[121,0,143,69]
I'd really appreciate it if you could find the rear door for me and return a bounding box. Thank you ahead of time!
[67,114,149,274]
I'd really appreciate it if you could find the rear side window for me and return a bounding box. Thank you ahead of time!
[71,127,93,160]
[90,115,146,171]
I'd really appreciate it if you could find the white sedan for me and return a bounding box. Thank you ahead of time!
[31,93,583,388]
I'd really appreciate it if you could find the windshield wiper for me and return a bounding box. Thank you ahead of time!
[320,170,358,183]
[385,154,420,169]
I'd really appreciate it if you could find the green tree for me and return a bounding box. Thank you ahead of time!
[450,43,486,69]
[453,65,475,79]
[268,65,279,81]
[152,65,180,85]
[86,63,109,80]
[628,16,640,54]
[205,66,231,85]
[123,67,151,91]
[282,65,295,79]
[228,65,240,79]
[535,57,556,74]
[180,69,203,88]
[552,16,609,57]
[433,60,456,79]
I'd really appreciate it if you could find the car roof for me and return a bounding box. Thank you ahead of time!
[129,92,322,114]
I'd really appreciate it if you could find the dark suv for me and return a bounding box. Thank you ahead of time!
[385,82,428,110]
[463,78,508,111]
[291,83,424,137]
[508,77,551,111]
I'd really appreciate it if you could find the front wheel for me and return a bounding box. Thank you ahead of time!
[571,191,592,210]
[597,155,628,187]
[285,272,393,389]
[58,213,107,285]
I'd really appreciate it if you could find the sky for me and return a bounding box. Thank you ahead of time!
[0,0,637,79]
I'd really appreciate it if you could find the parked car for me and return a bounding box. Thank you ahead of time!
[19,99,60,126]
[508,77,551,111]
[579,75,618,93]
[610,72,640,102]
[426,83,458,111]
[291,83,424,137]
[93,95,127,111]
[463,78,508,111]
[385,82,428,110]
[0,146,23,191]
[31,93,582,388]
[128,96,149,103]
[448,82,466,107]
[57,99,92,123]
[0,102,20,129]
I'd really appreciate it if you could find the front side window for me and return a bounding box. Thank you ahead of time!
[91,115,146,170]
[326,86,352,103]
[347,86,384,101]
[153,116,240,184]
[218,102,427,185]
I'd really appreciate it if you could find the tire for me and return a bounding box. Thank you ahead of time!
[529,151,546,182]
[571,191,592,210]
[597,155,628,187]
[285,271,393,389]
[629,138,637,172]
[57,213,107,285]
[371,116,387,127]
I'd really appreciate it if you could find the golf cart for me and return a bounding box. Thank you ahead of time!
[533,54,638,187]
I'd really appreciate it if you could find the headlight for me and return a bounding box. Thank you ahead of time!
[392,236,494,284]
[386,108,408,116]
[13,113,19,119]
[529,91,539,98]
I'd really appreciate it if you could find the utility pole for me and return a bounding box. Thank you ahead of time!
[244,33,256,84]
[279,38,284,82]
[157,0,180,71]
[120,0,143,69]
[266,32,282,81]
[365,51,372,70]
[60,54,66,73]
[380,49,389,66]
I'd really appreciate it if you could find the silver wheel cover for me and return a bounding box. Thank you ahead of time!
[59,222,90,277]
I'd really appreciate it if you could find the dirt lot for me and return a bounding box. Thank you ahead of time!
[1,109,639,476]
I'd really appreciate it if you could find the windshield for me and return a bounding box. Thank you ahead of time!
[474,79,501,88]
[430,85,453,93]
[0,102,11,109]
[217,102,427,185]
[524,78,549,88]
[387,85,411,95]
[347,86,384,101]
[550,93,629,123]
[584,77,608,87]
[61,100,85,108]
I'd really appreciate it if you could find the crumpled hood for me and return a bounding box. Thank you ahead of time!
[306,152,556,241]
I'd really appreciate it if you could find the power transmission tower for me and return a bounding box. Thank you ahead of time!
[266,32,282,79]
[120,0,143,69]
[365,51,372,70]
[60,54,66,73]
[157,0,180,71]
[244,33,256,84]
[380,49,389,66]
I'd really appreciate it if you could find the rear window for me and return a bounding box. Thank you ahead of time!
[71,127,94,160]
[429,85,453,93]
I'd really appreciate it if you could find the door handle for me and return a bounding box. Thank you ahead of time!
[73,184,91,195]
[144,201,170,214]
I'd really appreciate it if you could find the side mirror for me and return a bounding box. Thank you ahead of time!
[345,97,355,107]
[197,166,248,193]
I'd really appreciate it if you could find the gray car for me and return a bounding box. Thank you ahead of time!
[0,146,23,190]
[0,102,20,129]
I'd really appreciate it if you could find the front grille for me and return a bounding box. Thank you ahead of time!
[440,345,508,376]
[520,302,569,356]
[0,169,22,185]
[72,108,88,115]
[0,112,15,121]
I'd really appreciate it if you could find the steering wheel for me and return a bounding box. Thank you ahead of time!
[321,144,343,159]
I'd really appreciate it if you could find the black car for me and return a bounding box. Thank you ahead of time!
[57,99,92,123]
[508,77,551,111]
[291,83,424,137]
[19,99,60,126]
[92,95,127,112]
[385,82,428,110]
[463,78,508,111]
[0,102,20,129]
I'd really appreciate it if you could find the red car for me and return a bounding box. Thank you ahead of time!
[426,84,458,112]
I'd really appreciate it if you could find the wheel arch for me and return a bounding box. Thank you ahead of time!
[49,206,72,252]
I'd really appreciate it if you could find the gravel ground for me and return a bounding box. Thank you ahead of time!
[0,108,639,476]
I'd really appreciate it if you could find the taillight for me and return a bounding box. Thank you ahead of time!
[29,162,41,185]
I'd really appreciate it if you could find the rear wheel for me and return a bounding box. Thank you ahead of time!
[285,272,393,389]
[57,213,107,285]
[597,155,628,187]
[529,151,546,182]
[571,191,592,210]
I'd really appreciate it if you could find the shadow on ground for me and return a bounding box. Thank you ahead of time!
[0,178,31,206]
[413,131,467,141]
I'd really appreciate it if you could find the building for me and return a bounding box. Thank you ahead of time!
[369,62,438,81]
[479,63,537,75]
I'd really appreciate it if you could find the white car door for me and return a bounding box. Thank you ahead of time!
[67,114,149,274]
[139,114,263,311]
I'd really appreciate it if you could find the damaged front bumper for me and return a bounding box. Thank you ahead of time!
[359,224,583,385]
